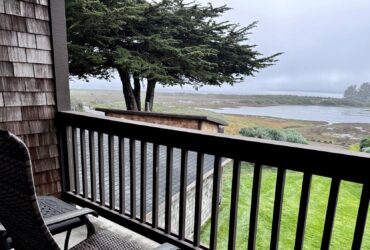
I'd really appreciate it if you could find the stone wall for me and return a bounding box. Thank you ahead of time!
[0,0,61,195]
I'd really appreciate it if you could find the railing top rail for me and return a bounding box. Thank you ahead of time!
[57,111,370,183]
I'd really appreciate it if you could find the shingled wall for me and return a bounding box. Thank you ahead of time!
[0,0,61,195]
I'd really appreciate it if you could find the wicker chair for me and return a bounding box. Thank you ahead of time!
[1,195,98,250]
[0,130,177,250]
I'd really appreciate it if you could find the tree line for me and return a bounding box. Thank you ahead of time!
[66,0,281,111]
[344,83,370,102]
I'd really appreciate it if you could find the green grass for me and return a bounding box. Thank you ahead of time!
[200,163,370,249]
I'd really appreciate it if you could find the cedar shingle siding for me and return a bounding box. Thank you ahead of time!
[0,0,61,196]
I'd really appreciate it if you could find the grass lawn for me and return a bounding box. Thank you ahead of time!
[200,163,370,249]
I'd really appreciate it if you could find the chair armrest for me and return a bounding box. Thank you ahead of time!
[154,243,180,250]
[44,208,98,226]
[1,208,97,230]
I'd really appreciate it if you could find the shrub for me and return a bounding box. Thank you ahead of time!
[283,129,308,144]
[349,144,361,152]
[269,129,287,141]
[239,127,268,139]
[239,127,308,144]
[362,147,370,153]
[360,137,370,150]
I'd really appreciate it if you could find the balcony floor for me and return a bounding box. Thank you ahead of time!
[54,215,159,249]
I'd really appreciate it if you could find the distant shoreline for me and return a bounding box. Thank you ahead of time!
[69,84,344,96]
[70,88,342,98]
[71,89,370,108]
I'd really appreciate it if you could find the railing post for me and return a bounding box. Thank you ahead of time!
[321,178,341,249]
[89,131,97,202]
[109,135,116,210]
[152,143,160,228]
[165,147,174,234]
[228,160,241,250]
[58,125,70,193]
[130,139,137,219]
[72,128,80,195]
[98,133,105,206]
[119,138,126,214]
[140,142,147,222]
[352,182,370,250]
[270,168,286,250]
[178,149,188,240]
[248,163,262,250]
[80,129,88,198]
[210,156,222,250]
[193,153,204,247]
[295,173,312,250]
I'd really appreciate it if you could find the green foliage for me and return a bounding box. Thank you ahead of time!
[239,127,308,144]
[348,138,370,153]
[283,129,309,144]
[66,0,281,110]
[360,137,370,150]
[362,147,370,153]
[66,0,148,79]
[66,0,279,84]
[349,144,361,152]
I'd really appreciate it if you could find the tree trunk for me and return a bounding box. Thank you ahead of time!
[133,74,141,111]
[117,68,138,111]
[145,79,156,112]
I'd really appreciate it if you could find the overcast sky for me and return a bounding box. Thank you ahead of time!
[71,0,370,95]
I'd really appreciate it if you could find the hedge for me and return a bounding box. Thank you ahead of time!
[239,127,308,144]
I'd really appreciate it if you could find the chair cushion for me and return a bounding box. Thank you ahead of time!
[71,230,143,250]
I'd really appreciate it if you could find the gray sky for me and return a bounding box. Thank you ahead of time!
[71,0,370,95]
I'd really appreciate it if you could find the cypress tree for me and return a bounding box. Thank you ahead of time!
[66,0,281,111]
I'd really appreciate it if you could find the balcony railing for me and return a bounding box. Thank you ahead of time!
[57,111,370,250]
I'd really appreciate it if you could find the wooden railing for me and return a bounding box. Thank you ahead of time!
[57,111,370,250]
